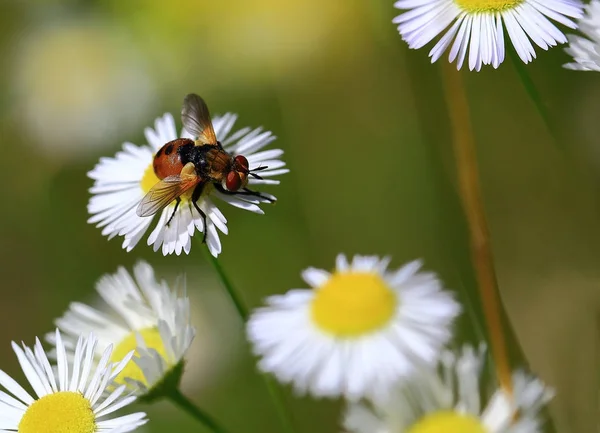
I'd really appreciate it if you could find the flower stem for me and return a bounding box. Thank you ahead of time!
[202,248,248,320]
[259,375,298,433]
[440,63,512,393]
[508,49,559,147]
[201,245,297,433]
[167,388,229,433]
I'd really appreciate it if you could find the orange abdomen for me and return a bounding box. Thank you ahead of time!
[152,138,193,179]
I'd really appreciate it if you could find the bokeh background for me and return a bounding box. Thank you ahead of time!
[0,1,598,432]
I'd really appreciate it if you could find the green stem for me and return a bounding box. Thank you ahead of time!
[260,375,298,433]
[202,248,248,320]
[508,48,559,145]
[167,388,229,433]
[201,244,296,433]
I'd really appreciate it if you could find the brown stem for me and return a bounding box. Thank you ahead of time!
[441,63,512,392]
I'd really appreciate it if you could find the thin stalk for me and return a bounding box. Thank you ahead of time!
[200,244,296,433]
[167,388,229,433]
[508,49,559,145]
[202,248,248,320]
[440,63,512,392]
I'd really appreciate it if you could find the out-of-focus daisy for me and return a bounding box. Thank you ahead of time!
[343,345,554,433]
[48,261,195,399]
[1,329,147,433]
[13,19,156,161]
[393,0,584,71]
[88,103,287,257]
[564,0,600,71]
[247,254,461,402]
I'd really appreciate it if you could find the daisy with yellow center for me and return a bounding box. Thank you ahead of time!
[564,0,600,71]
[48,261,195,398]
[393,0,583,71]
[246,254,461,401]
[343,345,554,433]
[87,108,287,257]
[0,329,147,433]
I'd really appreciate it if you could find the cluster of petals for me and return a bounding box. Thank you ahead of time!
[0,330,147,432]
[393,0,584,70]
[344,345,554,433]
[564,0,600,71]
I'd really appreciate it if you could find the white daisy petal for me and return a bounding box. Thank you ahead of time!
[0,370,34,406]
[214,193,266,214]
[33,338,58,394]
[0,330,146,432]
[68,336,84,392]
[54,330,69,392]
[84,345,112,401]
[0,389,27,412]
[93,385,127,415]
[247,254,461,401]
[88,103,287,257]
[78,336,98,393]
[394,0,584,70]
[11,343,48,399]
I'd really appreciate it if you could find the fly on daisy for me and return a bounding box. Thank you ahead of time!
[48,261,195,400]
[246,254,461,402]
[393,0,584,71]
[343,345,554,433]
[88,94,287,257]
[1,329,147,433]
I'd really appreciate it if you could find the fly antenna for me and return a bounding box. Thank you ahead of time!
[249,164,268,179]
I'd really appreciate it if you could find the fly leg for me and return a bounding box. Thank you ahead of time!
[166,197,181,226]
[191,182,208,243]
[214,183,276,203]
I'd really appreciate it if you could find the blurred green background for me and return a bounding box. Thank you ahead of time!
[0,1,598,432]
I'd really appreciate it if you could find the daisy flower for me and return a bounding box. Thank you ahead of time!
[87,104,287,257]
[48,261,195,399]
[343,345,554,433]
[393,0,584,71]
[1,329,147,433]
[246,254,461,402]
[564,0,600,71]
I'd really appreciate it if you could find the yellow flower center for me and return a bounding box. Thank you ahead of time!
[111,327,169,386]
[18,391,96,433]
[454,0,524,12]
[407,411,487,433]
[310,272,397,337]
[140,163,159,194]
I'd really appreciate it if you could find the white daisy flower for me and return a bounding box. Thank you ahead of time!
[393,0,584,71]
[1,329,147,433]
[564,0,600,71]
[48,261,195,399]
[246,254,461,402]
[87,106,287,257]
[343,345,554,433]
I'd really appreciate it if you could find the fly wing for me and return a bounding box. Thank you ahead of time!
[181,93,218,146]
[136,174,200,217]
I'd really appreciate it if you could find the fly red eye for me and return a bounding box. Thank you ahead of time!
[226,171,242,191]
[234,155,249,171]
